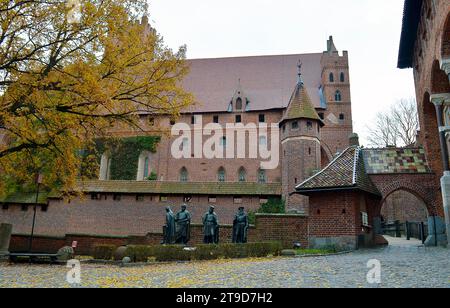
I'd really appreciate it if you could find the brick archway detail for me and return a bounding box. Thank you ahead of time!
[369,174,440,216]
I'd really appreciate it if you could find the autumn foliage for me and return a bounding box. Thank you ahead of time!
[0,0,193,195]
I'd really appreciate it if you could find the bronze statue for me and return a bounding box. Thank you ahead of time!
[163,206,176,244]
[202,206,219,244]
[175,204,191,245]
[232,207,249,243]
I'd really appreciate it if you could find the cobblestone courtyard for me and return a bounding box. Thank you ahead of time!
[0,239,449,288]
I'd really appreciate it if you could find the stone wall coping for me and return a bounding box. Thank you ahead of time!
[254,213,309,218]
[190,223,233,228]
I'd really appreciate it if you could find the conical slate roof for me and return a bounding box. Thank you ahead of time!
[280,81,323,125]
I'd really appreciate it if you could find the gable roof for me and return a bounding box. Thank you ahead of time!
[182,53,323,113]
[398,0,423,68]
[295,146,381,196]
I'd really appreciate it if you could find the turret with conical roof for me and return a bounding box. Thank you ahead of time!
[280,61,324,126]
[280,62,323,213]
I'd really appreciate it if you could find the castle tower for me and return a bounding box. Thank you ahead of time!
[320,36,353,156]
[280,62,324,212]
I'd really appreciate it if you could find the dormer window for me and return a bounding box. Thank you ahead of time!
[236,97,243,110]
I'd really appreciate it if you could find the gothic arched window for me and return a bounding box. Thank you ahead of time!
[335,90,342,102]
[236,97,243,110]
[99,153,111,180]
[137,151,152,180]
[258,169,267,183]
[238,167,246,182]
[340,72,345,82]
[180,167,188,182]
[329,73,334,83]
[218,167,226,182]
[144,157,150,178]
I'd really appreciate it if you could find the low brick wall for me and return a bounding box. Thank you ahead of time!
[252,214,309,248]
[9,214,309,254]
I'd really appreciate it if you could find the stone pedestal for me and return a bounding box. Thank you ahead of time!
[424,216,447,247]
[441,172,450,248]
[0,223,13,255]
[373,217,382,235]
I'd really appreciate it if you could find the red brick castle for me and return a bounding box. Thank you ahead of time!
[0,17,354,240]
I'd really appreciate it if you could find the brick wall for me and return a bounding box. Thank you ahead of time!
[307,190,379,249]
[252,214,309,248]
[399,3,450,228]
[309,191,359,237]
[8,214,309,254]
[0,194,266,237]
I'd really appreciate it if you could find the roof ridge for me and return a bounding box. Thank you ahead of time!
[352,147,361,185]
[187,52,323,61]
[296,146,355,189]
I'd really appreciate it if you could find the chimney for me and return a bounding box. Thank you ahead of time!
[349,133,359,147]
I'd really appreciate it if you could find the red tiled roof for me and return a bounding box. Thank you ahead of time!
[295,147,381,196]
[182,53,323,113]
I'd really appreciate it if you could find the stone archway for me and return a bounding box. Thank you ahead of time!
[370,174,446,246]
[431,60,450,94]
[379,189,429,242]
[381,190,429,223]
[420,92,443,176]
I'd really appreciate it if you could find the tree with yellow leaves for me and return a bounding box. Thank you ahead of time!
[0,0,193,195]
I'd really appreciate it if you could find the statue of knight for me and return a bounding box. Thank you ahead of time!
[175,204,191,245]
[232,207,249,243]
[202,206,219,244]
[163,206,176,244]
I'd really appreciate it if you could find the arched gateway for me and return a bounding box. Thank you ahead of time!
[295,145,446,249]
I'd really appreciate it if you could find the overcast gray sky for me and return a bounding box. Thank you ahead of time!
[149,0,416,145]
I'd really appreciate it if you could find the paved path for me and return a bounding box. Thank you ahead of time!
[384,235,424,248]
[0,244,449,288]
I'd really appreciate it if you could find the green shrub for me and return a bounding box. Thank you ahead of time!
[124,245,156,262]
[259,198,286,214]
[117,242,283,263]
[152,245,191,262]
[147,171,158,181]
[92,244,117,260]
[248,198,286,225]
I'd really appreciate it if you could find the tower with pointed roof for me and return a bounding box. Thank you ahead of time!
[280,62,324,212]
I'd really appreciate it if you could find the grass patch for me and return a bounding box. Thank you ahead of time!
[294,248,338,256]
